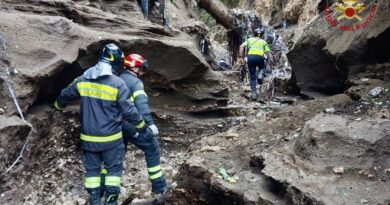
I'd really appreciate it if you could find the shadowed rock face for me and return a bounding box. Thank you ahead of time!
[0,0,227,115]
[0,1,229,199]
[288,0,390,95]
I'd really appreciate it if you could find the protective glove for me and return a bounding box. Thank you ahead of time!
[148,124,159,136]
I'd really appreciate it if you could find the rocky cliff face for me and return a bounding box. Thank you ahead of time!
[288,0,390,95]
[241,0,322,44]
[171,1,390,205]
[242,0,389,95]
[0,0,228,114]
[0,0,232,204]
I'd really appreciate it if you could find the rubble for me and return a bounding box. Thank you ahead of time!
[174,89,390,204]
[368,87,385,98]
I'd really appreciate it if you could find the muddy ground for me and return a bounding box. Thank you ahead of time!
[170,67,390,205]
[1,66,389,205]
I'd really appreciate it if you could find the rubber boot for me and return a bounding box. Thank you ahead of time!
[153,188,169,205]
[87,188,101,205]
[105,186,120,205]
[151,177,168,195]
[251,90,257,101]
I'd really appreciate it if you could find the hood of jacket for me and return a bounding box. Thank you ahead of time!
[83,61,113,80]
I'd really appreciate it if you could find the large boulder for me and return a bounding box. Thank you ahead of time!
[295,114,390,171]
[288,0,390,94]
[0,0,228,116]
[0,1,231,204]
[261,114,390,205]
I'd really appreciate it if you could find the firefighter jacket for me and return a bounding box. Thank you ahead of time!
[242,37,271,56]
[55,62,146,151]
[120,70,154,133]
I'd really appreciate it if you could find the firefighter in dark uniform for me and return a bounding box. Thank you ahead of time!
[54,44,148,205]
[120,54,168,204]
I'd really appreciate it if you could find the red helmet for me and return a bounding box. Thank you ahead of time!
[124,54,149,70]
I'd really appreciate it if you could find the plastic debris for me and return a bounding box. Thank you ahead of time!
[269,101,281,108]
[333,166,344,174]
[368,87,384,98]
[218,168,239,183]
[324,107,336,113]
[219,168,229,180]
[260,106,272,112]
[231,116,247,126]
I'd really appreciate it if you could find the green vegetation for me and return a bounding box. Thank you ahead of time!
[170,0,177,5]
[220,0,240,8]
[199,8,217,27]
[197,0,240,27]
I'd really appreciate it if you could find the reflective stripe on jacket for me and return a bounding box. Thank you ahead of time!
[242,37,270,56]
[120,70,154,126]
[56,62,145,151]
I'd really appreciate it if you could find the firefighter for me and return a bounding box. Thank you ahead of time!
[120,54,168,204]
[238,28,271,100]
[54,44,148,205]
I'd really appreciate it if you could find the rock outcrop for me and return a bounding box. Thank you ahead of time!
[263,114,390,205]
[288,0,390,95]
[175,94,383,204]
[0,1,230,203]
[175,70,390,204]
[0,0,229,114]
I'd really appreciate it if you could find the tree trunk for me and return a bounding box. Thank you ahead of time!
[197,0,237,29]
